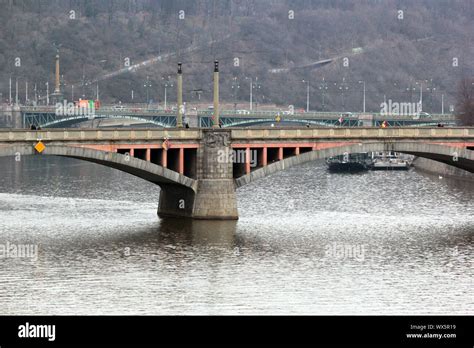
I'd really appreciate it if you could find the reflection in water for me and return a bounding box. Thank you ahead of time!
[157,218,237,246]
[0,156,472,315]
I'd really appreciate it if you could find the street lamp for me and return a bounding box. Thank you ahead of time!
[415,81,423,111]
[253,78,262,110]
[441,93,444,114]
[45,81,49,105]
[245,77,261,110]
[426,86,436,113]
[318,78,328,111]
[144,75,152,105]
[302,79,310,112]
[162,76,173,110]
[339,78,349,111]
[358,80,366,113]
[231,77,240,111]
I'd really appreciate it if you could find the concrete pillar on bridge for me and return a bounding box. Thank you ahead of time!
[192,129,238,219]
[278,147,283,161]
[161,149,167,168]
[146,148,151,162]
[179,147,184,175]
[157,129,238,220]
[245,147,251,174]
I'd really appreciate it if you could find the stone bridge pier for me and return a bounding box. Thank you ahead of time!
[157,129,238,220]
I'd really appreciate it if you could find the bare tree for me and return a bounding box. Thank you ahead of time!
[456,78,474,126]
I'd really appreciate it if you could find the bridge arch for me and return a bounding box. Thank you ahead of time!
[223,119,340,128]
[41,115,170,128]
[0,144,195,188]
[0,144,198,216]
[235,142,474,188]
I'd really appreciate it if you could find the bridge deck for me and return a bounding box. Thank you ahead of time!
[0,127,473,144]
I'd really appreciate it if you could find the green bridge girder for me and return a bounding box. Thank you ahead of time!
[21,107,458,129]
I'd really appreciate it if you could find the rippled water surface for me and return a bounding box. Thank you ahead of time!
[0,156,472,314]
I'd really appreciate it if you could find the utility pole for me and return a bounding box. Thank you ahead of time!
[418,81,423,111]
[25,80,28,103]
[162,76,173,110]
[248,77,253,110]
[34,83,37,104]
[358,80,366,113]
[164,85,167,109]
[302,80,310,112]
[319,78,328,111]
[441,94,444,114]
[46,81,49,105]
[15,77,18,105]
[144,75,151,104]
[9,76,12,104]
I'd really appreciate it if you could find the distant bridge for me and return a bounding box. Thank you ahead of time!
[0,127,472,220]
[20,106,457,129]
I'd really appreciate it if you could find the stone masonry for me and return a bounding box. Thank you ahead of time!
[158,129,238,220]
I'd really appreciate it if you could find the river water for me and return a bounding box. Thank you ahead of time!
[0,156,472,315]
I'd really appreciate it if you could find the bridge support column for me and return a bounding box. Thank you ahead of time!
[157,129,238,220]
[162,149,167,168]
[245,147,251,174]
[157,184,196,218]
[146,148,151,162]
[179,147,184,174]
[278,147,283,161]
[192,130,238,219]
[262,147,267,166]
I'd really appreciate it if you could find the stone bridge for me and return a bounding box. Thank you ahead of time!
[0,127,473,219]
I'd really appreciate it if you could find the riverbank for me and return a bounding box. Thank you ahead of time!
[413,157,474,182]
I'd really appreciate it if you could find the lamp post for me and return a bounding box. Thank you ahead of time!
[162,76,173,110]
[339,78,349,111]
[45,81,49,105]
[302,79,310,112]
[15,77,18,105]
[358,80,366,113]
[9,75,12,105]
[177,62,183,128]
[318,78,328,111]
[249,77,253,110]
[415,81,423,111]
[212,60,220,128]
[427,86,435,113]
[245,77,260,110]
[231,77,240,110]
[144,75,152,105]
[441,93,444,114]
[253,78,261,110]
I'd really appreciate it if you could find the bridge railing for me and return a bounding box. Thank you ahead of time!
[1,127,473,143]
[231,127,474,139]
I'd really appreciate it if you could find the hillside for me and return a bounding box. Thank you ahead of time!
[0,0,473,113]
